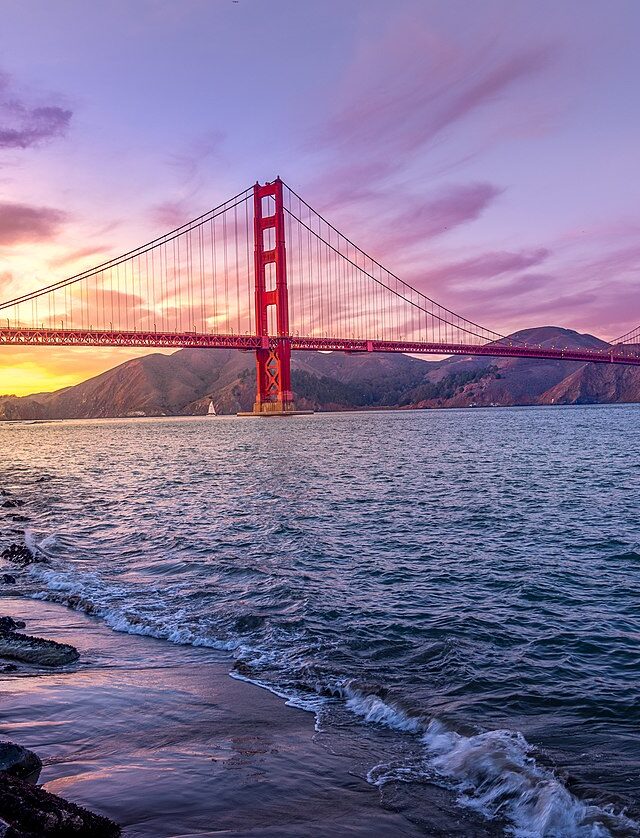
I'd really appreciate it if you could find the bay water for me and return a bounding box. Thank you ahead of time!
[1,405,639,836]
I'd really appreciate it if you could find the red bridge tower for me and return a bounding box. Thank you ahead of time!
[250,177,294,414]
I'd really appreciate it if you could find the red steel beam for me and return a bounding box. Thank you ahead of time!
[0,327,263,350]
[1,328,639,365]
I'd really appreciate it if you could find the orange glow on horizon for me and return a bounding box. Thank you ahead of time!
[0,347,170,398]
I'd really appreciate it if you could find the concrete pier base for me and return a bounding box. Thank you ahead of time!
[237,410,314,417]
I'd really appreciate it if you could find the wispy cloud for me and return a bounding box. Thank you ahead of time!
[379,183,503,251]
[149,199,198,229]
[412,236,640,340]
[0,270,13,294]
[308,18,557,203]
[49,245,111,270]
[421,248,551,289]
[0,202,67,245]
[167,132,225,184]
[0,70,72,150]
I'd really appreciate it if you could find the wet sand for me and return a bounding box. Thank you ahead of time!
[0,597,413,837]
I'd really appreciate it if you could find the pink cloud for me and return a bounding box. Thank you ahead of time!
[49,245,111,270]
[0,271,13,295]
[150,200,193,229]
[0,202,67,245]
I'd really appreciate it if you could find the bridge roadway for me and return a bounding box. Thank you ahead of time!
[1,327,639,366]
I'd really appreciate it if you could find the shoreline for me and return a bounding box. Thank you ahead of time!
[0,596,418,836]
[0,595,502,837]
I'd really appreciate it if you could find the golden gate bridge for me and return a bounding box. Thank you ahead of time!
[1,178,639,414]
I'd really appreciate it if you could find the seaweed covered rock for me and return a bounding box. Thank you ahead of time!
[0,773,120,837]
[0,633,79,667]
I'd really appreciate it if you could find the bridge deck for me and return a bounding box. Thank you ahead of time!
[0,327,638,366]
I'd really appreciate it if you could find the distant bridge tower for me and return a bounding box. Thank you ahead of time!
[251,177,294,414]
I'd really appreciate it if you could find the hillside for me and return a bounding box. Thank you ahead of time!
[0,326,639,419]
[403,326,621,409]
[0,348,429,418]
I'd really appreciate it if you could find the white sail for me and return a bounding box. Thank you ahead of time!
[207,400,217,416]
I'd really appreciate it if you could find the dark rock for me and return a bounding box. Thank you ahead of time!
[1,665,18,673]
[0,743,42,781]
[0,501,23,510]
[9,517,28,524]
[0,773,120,837]
[0,633,79,667]
[0,545,42,568]
[1,576,16,585]
[0,618,26,633]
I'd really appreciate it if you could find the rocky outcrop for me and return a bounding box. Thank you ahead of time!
[0,744,42,781]
[0,773,120,837]
[0,632,79,667]
[0,619,25,633]
[539,362,640,405]
[0,545,42,568]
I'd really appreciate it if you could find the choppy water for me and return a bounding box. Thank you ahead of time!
[1,406,640,837]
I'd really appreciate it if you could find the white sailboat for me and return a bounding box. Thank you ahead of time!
[207,400,217,417]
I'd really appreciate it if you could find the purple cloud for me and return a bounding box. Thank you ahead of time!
[381,183,503,250]
[0,70,72,149]
[309,18,556,206]
[323,45,554,159]
[408,234,640,340]
[0,202,67,245]
[423,248,551,288]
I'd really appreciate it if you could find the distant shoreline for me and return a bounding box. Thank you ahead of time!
[1,399,639,423]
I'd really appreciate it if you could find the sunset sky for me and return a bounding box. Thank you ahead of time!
[1,0,639,395]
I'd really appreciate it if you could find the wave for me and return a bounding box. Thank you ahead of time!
[12,536,640,838]
[368,717,638,837]
[27,560,239,651]
[341,681,422,733]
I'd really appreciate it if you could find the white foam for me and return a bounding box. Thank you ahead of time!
[27,562,239,651]
[342,682,422,733]
[23,529,57,560]
[359,701,637,837]
[230,670,327,729]
[419,719,631,837]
